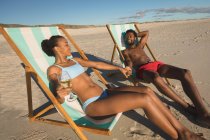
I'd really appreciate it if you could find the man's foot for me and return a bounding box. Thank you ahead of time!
[195,113,210,129]
[185,104,210,128]
[185,103,197,116]
[178,130,206,140]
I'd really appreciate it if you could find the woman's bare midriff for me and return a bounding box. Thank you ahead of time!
[70,73,103,103]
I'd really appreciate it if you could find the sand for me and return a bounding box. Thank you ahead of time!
[0,19,210,140]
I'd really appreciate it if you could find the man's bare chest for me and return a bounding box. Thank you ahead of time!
[128,48,145,57]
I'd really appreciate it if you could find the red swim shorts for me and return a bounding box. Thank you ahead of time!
[137,61,165,79]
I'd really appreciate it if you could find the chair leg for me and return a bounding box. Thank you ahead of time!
[111,45,117,63]
[107,45,120,77]
[165,78,171,86]
[25,66,33,118]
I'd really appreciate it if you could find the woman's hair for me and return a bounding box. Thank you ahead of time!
[41,35,64,56]
[125,29,137,38]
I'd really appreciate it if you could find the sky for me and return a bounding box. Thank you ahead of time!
[1,0,210,25]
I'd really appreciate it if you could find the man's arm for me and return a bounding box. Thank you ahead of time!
[136,30,149,49]
[122,50,133,68]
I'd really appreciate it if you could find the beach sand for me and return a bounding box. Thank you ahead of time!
[0,19,210,140]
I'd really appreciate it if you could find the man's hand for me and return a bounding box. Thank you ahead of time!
[119,66,132,78]
[125,66,132,76]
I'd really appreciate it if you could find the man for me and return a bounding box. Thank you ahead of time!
[122,29,210,127]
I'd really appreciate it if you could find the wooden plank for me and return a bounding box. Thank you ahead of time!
[33,118,111,135]
[25,66,34,118]
[111,45,117,64]
[30,104,54,121]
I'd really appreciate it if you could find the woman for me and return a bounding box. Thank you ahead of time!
[41,35,205,140]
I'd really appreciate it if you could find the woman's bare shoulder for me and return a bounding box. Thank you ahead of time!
[47,65,61,76]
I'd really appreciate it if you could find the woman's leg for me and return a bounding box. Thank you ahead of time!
[108,87,186,130]
[87,90,178,139]
[87,87,204,139]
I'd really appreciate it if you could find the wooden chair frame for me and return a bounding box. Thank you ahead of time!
[0,25,114,140]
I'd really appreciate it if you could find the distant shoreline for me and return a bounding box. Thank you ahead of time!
[1,17,210,28]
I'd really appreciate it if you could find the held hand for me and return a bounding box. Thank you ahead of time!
[125,66,132,76]
[119,66,132,78]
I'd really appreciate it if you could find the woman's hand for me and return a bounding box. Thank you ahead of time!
[56,85,72,101]
[119,66,132,78]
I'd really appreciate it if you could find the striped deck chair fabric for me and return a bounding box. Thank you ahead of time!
[108,24,137,51]
[107,24,139,78]
[4,27,121,131]
[107,23,171,85]
[108,24,137,68]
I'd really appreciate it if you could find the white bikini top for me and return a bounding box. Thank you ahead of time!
[54,58,85,80]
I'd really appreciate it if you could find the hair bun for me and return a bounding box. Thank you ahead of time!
[41,35,64,57]
[41,39,49,47]
[41,39,50,55]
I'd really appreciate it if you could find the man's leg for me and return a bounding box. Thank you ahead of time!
[158,64,210,122]
[141,70,189,108]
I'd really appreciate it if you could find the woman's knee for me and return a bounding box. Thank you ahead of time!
[140,93,154,108]
[142,87,155,96]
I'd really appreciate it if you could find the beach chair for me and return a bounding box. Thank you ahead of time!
[0,25,122,140]
[106,23,171,85]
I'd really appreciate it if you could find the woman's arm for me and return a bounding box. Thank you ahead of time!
[74,57,131,77]
[47,67,72,103]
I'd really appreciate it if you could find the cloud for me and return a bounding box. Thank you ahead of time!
[118,6,210,20]
[152,14,173,18]
[119,15,141,20]
[119,12,145,20]
[154,7,210,14]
